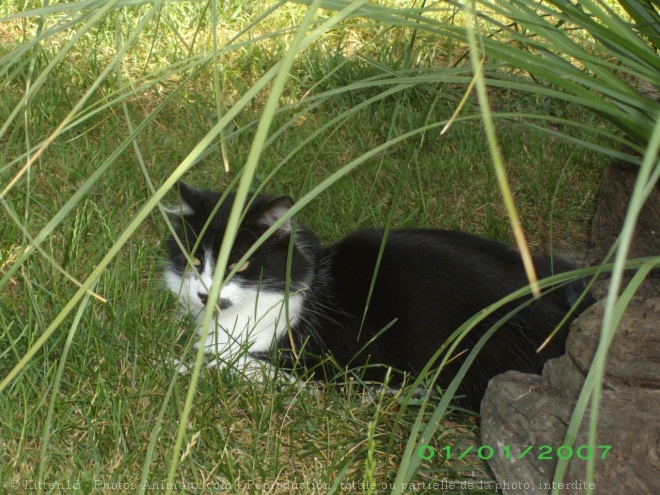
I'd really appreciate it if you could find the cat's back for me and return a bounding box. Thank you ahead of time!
[324,227,580,319]
[328,228,532,288]
[331,228,522,260]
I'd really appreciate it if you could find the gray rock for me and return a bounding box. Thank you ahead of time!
[567,299,660,389]
[481,298,660,494]
[586,159,660,299]
[481,157,660,494]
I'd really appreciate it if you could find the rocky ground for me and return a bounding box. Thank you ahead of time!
[480,159,660,494]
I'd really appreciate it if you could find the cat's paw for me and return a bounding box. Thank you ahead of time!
[234,356,295,384]
[170,354,296,386]
[169,357,192,374]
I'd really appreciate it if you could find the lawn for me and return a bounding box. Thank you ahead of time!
[1,1,658,494]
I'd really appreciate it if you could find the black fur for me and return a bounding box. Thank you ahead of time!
[282,229,590,409]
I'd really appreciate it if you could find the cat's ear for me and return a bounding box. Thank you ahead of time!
[163,181,198,216]
[255,196,295,235]
[177,181,202,214]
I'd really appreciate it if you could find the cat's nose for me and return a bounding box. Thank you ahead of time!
[198,292,208,305]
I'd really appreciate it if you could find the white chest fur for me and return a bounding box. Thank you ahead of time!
[165,258,303,379]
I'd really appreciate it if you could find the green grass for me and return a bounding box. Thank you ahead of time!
[1,1,658,494]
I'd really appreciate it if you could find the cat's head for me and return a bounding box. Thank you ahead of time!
[164,182,319,316]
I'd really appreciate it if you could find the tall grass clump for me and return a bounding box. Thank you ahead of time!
[1,1,658,494]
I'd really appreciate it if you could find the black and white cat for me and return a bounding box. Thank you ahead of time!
[165,182,590,409]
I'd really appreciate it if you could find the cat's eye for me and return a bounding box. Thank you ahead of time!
[229,260,250,272]
[192,257,201,267]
